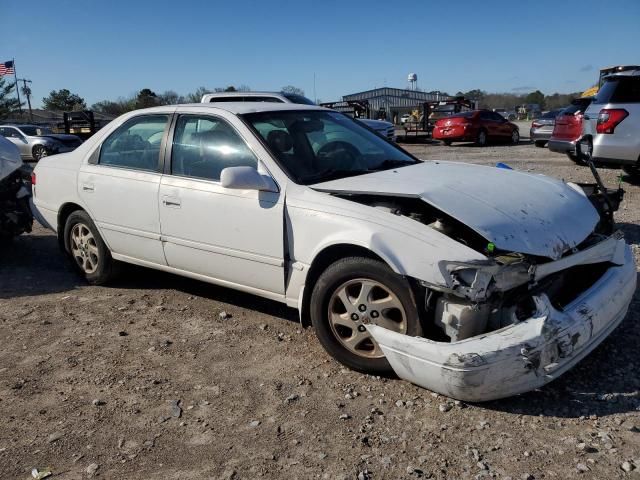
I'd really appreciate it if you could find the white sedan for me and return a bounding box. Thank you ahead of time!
[32,102,635,401]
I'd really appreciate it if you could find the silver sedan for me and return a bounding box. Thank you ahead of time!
[0,124,83,161]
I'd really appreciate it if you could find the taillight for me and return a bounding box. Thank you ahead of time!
[31,172,36,185]
[531,121,542,128]
[596,108,628,134]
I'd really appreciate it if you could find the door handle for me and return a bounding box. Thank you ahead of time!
[162,196,181,208]
[82,183,94,192]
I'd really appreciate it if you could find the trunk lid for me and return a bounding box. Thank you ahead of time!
[312,162,599,260]
[552,113,583,141]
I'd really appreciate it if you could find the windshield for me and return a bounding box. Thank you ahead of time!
[19,126,53,136]
[243,110,419,184]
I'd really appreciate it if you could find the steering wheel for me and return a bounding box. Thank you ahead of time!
[316,141,362,169]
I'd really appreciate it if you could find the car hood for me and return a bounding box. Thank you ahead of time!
[358,119,393,130]
[311,161,600,260]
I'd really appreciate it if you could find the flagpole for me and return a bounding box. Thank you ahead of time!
[13,58,22,113]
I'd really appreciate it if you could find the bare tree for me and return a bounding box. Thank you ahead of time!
[281,85,305,96]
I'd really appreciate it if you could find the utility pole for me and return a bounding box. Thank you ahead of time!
[12,58,22,113]
[17,78,33,122]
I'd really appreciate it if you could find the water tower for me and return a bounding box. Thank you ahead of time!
[408,73,417,90]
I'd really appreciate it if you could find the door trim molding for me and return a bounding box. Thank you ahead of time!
[160,234,284,267]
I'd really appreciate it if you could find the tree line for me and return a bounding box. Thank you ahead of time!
[0,76,585,120]
[453,89,584,111]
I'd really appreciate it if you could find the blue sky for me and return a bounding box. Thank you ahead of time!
[2,0,639,108]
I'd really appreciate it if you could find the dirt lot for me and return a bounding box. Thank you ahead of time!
[1,131,639,479]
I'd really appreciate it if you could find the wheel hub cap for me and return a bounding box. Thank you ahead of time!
[328,279,407,359]
[70,223,99,274]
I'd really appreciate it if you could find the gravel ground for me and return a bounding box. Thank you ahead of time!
[1,130,639,479]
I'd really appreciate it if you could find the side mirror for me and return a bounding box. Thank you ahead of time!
[220,166,277,192]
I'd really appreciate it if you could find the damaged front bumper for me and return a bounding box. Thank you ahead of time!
[367,243,636,402]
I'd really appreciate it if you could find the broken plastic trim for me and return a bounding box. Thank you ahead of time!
[425,233,626,303]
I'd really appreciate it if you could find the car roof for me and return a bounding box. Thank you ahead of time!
[142,102,329,115]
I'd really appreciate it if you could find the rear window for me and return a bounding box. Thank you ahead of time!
[561,98,591,116]
[450,111,475,119]
[540,110,561,119]
[594,76,640,104]
[281,93,316,105]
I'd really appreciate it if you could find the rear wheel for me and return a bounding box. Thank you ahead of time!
[511,129,520,144]
[32,145,48,161]
[310,257,422,375]
[475,129,487,147]
[64,210,117,285]
[443,140,452,146]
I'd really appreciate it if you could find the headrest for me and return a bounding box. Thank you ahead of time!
[267,130,293,153]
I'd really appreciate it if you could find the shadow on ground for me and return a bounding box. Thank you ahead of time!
[3,228,639,416]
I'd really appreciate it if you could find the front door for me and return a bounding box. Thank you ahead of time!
[78,114,170,266]
[158,114,285,296]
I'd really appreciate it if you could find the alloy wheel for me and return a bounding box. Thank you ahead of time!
[328,278,407,358]
[70,223,99,274]
[33,145,48,160]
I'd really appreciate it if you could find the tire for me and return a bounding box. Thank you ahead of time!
[443,140,452,146]
[475,129,487,147]
[511,129,520,145]
[32,145,48,161]
[566,152,585,165]
[310,257,422,375]
[534,140,546,148]
[64,210,116,285]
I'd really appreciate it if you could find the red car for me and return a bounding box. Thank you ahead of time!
[548,97,593,163]
[432,110,520,146]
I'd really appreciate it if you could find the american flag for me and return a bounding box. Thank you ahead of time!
[0,61,15,76]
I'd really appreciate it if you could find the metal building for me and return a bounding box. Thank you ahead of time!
[342,87,451,123]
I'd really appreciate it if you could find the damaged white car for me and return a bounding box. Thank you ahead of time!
[32,103,635,401]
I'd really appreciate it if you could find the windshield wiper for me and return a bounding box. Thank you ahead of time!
[368,159,415,171]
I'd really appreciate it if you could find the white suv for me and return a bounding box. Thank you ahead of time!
[201,91,397,142]
[578,70,640,175]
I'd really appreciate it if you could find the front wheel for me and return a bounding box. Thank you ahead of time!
[310,257,422,375]
[32,145,48,161]
[534,140,546,148]
[511,129,520,144]
[64,210,117,285]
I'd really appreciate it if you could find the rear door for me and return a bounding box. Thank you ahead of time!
[78,113,170,265]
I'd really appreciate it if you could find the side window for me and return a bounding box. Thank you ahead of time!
[171,115,258,181]
[479,111,492,121]
[611,77,640,103]
[3,127,22,138]
[99,115,168,171]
